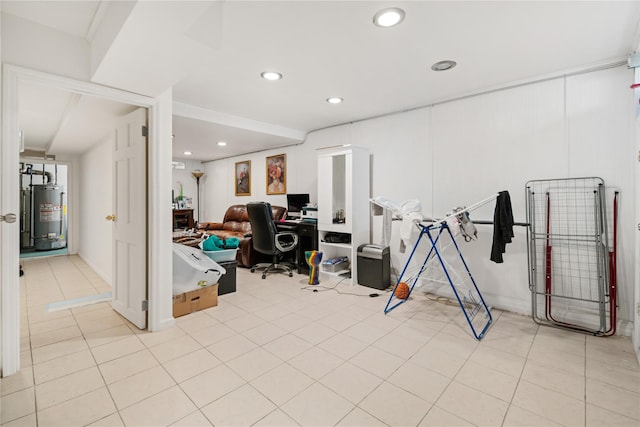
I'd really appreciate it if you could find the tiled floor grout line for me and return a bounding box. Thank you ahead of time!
[80,315,133,426]
[499,318,539,427]
[209,294,390,426]
[379,312,448,427]
[24,256,123,424]
[424,330,480,427]
[144,323,212,424]
[20,265,40,427]
[241,294,451,427]
[13,255,639,426]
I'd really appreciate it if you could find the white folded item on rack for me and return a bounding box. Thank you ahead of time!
[372,196,423,252]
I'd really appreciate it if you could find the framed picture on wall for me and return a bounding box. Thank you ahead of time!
[266,154,286,195]
[235,160,251,196]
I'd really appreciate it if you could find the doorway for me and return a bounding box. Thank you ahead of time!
[1,65,174,377]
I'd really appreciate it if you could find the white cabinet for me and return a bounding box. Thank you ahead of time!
[317,146,369,284]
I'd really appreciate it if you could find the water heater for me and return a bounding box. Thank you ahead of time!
[32,183,67,250]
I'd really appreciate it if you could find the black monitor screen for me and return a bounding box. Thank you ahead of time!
[286,193,310,216]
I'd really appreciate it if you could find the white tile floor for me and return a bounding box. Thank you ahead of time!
[2,255,639,426]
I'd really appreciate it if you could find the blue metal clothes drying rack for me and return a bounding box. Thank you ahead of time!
[383,197,496,341]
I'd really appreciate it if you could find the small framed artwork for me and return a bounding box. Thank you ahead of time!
[235,160,251,196]
[266,154,286,195]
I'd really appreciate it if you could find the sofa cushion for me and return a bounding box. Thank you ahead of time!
[222,221,251,235]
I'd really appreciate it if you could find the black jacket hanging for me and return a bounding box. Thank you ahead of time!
[490,191,514,263]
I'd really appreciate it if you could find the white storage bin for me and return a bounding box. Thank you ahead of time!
[173,243,225,295]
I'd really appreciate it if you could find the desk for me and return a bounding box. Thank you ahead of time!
[277,220,317,274]
[172,209,194,230]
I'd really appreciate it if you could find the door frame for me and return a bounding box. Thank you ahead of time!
[635,65,640,365]
[1,64,175,377]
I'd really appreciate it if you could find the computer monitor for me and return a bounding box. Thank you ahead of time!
[286,193,310,218]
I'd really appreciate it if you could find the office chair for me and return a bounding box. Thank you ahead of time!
[247,202,298,279]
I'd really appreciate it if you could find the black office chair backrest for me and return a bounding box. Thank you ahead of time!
[247,202,278,255]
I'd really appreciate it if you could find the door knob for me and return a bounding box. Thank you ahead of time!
[105,215,116,221]
[0,213,17,223]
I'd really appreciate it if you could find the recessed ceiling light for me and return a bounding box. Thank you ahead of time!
[431,60,457,71]
[327,97,343,104]
[184,151,192,156]
[373,7,405,27]
[261,71,283,81]
[217,141,227,146]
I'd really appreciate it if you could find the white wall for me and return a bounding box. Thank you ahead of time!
[77,137,113,283]
[202,145,312,222]
[205,66,636,333]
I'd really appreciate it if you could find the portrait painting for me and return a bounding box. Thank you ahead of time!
[235,160,251,196]
[266,154,286,195]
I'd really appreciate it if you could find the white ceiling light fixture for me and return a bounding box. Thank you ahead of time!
[184,151,192,156]
[261,71,283,81]
[431,60,457,71]
[217,141,227,146]
[373,7,405,28]
[327,97,343,104]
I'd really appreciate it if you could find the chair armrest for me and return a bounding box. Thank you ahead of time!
[275,232,298,252]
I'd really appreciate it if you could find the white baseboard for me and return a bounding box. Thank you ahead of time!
[414,286,633,337]
[77,252,112,286]
[155,317,176,332]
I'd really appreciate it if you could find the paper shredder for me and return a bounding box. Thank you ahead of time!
[357,244,390,290]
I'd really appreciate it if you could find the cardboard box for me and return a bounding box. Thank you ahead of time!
[173,283,218,318]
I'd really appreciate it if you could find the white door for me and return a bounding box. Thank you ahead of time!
[1,68,21,376]
[111,108,148,329]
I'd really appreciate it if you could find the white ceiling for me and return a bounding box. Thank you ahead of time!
[4,1,640,161]
[19,81,137,155]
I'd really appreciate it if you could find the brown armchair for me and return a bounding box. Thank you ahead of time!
[197,204,287,267]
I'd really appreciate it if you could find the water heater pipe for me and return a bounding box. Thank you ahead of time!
[20,164,52,184]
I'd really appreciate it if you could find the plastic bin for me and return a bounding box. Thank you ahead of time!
[203,248,237,263]
[173,243,225,295]
[322,256,350,273]
[197,240,238,263]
